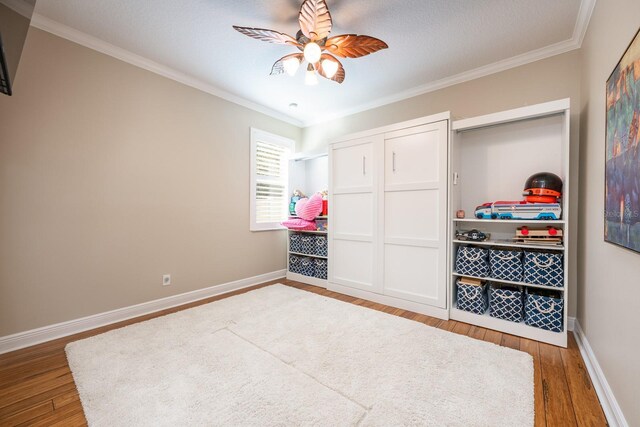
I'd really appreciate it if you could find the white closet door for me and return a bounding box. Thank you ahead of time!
[382,121,448,307]
[329,136,382,293]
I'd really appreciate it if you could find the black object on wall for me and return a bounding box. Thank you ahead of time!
[1,33,12,95]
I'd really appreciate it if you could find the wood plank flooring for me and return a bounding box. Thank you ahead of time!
[0,279,607,426]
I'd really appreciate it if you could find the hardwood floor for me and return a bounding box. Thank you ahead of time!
[0,279,607,426]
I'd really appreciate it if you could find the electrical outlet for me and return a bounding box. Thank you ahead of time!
[162,274,171,286]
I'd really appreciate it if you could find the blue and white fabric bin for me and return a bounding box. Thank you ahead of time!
[289,233,303,253]
[455,246,490,277]
[456,280,488,315]
[489,248,523,282]
[489,284,524,322]
[314,258,328,280]
[525,289,564,332]
[523,251,564,287]
[315,235,328,257]
[299,235,316,255]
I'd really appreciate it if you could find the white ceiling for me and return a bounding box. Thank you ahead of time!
[31,0,592,126]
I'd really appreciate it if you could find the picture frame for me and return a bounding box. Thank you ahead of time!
[605,27,640,252]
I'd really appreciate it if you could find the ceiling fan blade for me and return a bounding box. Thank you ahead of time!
[324,34,388,58]
[233,26,300,46]
[270,53,304,75]
[298,0,332,41]
[316,54,345,84]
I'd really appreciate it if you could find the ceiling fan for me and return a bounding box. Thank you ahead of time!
[233,0,388,85]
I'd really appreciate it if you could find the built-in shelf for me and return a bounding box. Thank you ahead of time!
[450,306,566,347]
[451,272,564,291]
[289,251,328,260]
[453,218,566,225]
[452,239,564,251]
[286,271,328,288]
[287,229,328,235]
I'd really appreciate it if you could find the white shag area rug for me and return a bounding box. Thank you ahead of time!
[66,284,533,426]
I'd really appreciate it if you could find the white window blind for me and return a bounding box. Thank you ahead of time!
[250,129,294,231]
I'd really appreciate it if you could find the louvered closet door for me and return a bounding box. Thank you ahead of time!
[329,136,382,293]
[382,121,448,307]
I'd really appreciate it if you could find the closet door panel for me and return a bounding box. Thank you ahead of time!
[385,190,439,242]
[329,135,383,294]
[384,245,440,303]
[382,120,448,308]
[332,240,374,289]
[332,142,373,192]
[385,126,441,188]
[333,193,373,237]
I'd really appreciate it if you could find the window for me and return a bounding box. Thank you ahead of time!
[250,128,295,231]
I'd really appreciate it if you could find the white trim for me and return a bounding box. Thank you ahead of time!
[0,0,33,18]
[573,320,629,427]
[567,316,575,331]
[572,0,597,46]
[452,98,571,131]
[0,270,286,355]
[28,13,303,128]
[28,1,596,129]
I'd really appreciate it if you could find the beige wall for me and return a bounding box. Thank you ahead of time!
[302,51,582,319]
[0,4,31,87]
[578,0,640,424]
[0,28,301,336]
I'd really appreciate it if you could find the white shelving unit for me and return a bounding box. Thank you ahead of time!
[449,99,571,347]
[286,152,329,288]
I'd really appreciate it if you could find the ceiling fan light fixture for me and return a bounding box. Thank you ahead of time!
[321,58,339,79]
[283,56,301,76]
[305,65,319,86]
[303,42,322,64]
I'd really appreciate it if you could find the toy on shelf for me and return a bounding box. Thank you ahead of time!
[515,226,563,245]
[455,229,489,242]
[472,172,564,220]
[523,172,563,203]
[475,201,562,220]
[321,190,328,216]
[289,190,306,215]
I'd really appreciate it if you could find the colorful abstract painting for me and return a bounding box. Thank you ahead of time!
[605,28,640,252]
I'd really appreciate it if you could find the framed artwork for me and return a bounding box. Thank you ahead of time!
[605,27,640,252]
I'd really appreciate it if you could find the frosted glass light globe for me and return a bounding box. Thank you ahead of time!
[283,57,300,76]
[305,69,319,86]
[303,42,322,64]
[321,59,339,79]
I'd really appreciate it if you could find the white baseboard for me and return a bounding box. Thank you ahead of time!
[568,316,575,331]
[0,270,286,355]
[573,320,628,427]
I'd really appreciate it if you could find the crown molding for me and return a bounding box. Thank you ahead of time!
[28,0,596,129]
[0,0,33,18]
[29,13,304,128]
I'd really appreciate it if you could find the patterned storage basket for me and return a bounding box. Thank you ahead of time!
[298,257,315,277]
[489,284,524,322]
[489,248,524,282]
[314,258,327,280]
[523,251,564,287]
[289,233,303,253]
[525,289,564,332]
[315,235,328,257]
[289,254,302,274]
[455,246,490,277]
[299,235,316,255]
[456,280,488,315]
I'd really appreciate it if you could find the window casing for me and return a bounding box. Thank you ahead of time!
[250,128,295,231]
